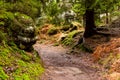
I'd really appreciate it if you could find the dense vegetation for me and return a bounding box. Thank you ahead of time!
[0,0,44,79]
[0,0,120,79]
[0,43,44,80]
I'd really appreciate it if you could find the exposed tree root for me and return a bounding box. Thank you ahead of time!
[73,28,114,51]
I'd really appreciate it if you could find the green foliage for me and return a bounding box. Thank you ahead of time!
[0,0,41,19]
[0,10,14,20]
[61,25,70,31]
[12,1,39,19]
[62,30,79,46]
[72,3,85,16]
[53,42,60,46]
[0,1,44,79]
[0,10,14,28]
[0,1,4,9]
[111,11,120,16]
[0,42,44,80]
[0,31,7,43]
[46,1,60,17]
[44,1,63,25]
[13,60,44,80]
[0,21,5,26]
[0,67,9,80]
[47,27,58,35]
[71,0,120,25]
[13,12,33,26]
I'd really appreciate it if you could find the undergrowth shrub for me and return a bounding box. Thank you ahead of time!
[0,0,41,20]
[47,27,58,35]
[61,30,79,46]
[61,25,70,31]
[92,38,120,79]
[0,31,7,43]
[0,0,44,79]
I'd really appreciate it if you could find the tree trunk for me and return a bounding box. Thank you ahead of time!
[83,9,96,38]
[40,0,46,10]
[106,12,109,24]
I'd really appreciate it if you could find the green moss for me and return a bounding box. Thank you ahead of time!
[0,31,7,43]
[13,74,30,80]
[0,1,44,79]
[53,42,60,46]
[47,27,58,35]
[0,43,44,80]
[13,60,44,80]
[0,66,9,80]
[62,30,79,46]
[61,25,70,31]
[0,21,5,26]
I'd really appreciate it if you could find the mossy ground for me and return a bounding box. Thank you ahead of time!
[0,41,44,80]
[61,30,80,46]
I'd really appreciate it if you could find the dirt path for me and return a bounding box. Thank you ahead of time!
[34,43,106,80]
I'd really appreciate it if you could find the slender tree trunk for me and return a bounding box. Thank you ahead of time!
[83,9,96,38]
[40,0,46,10]
[109,13,111,23]
[106,12,109,24]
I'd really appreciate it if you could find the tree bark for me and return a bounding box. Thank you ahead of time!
[40,0,46,10]
[83,9,96,38]
[106,12,109,24]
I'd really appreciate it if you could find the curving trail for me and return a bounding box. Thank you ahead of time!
[34,43,106,80]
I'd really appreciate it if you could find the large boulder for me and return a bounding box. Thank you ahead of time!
[57,10,76,24]
[10,12,38,51]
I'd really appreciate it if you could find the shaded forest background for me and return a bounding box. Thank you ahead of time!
[0,0,120,80]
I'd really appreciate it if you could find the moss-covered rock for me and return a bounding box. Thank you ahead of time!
[47,27,58,35]
[0,11,38,51]
[61,25,70,31]
[61,30,80,46]
[69,22,82,31]
[9,12,38,51]
[0,1,44,80]
[60,22,82,32]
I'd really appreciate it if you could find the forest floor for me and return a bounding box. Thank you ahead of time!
[33,21,120,80]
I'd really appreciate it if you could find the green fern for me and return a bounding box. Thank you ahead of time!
[62,30,79,46]
[0,31,7,43]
